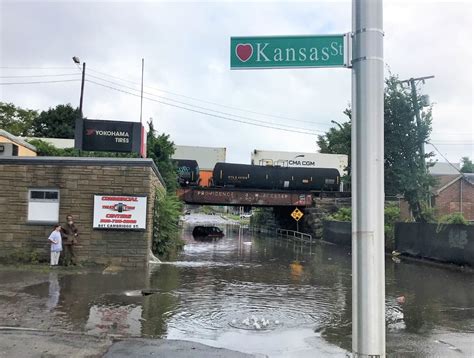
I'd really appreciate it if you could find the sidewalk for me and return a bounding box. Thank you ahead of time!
[0,329,255,358]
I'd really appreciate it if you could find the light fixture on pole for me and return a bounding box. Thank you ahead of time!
[72,56,86,117]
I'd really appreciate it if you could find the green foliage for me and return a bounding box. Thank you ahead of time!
[326,205,400,249]
[384,204,400,250]
[250,208,274,227]
[384,75,436,222]
[327,207,352,221]
[460,157,473,173]
[146,120,178,192]
[32,104,79,138]
[152,189,184,258]
[317,74,436,222]
[438,212,468,225]
[0,102,38,136]
[8,249,41,264]
[27,139,138,158]
[317,110,351,184]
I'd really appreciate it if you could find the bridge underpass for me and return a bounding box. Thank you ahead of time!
[177,187,313,207]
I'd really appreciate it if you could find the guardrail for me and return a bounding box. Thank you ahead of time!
[276,228,313,243]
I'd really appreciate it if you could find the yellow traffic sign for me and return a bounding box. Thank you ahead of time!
[291,208,304,221]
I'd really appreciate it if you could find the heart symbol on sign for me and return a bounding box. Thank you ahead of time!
[235,43,253,62]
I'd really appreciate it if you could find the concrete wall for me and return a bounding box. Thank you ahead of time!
[322,220,351,246]
[0,158,164,267]
[395,223,474,267]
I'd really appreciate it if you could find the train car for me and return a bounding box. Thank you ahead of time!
[174,159,200,187]
[212,162,340,191]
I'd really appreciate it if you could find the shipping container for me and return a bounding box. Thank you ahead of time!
[173,145,226,171]
[251,149,348,176]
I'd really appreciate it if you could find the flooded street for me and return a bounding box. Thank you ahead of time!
[1,220,474,357]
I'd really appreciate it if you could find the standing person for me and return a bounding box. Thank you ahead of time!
[48,224,62,267]
[61,214,79,266]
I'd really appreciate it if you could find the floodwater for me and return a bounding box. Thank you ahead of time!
[9,222,474,357]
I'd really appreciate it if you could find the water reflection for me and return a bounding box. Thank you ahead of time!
[46,272,60,311]
[17,223,474,356]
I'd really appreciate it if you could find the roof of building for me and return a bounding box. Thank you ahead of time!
[431,173,473,195]
[0,129,37,152]
[429,162,461,175]
[0,156,164,186]
[464,173,474,185]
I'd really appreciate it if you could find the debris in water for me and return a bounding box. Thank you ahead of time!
[392,257,401,264]
[396,296,406,304]
[141,289,160,296]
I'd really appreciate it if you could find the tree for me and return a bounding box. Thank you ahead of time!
[460,157,474,173]
[32,104,80,138]
[0,102,38,136]
[384,75,436,221]
[317,108,351,184]
[317,74,436,222]
[146,120,178,192]
[146,120,183,258]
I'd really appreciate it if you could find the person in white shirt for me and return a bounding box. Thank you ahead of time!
[48,224,63,266]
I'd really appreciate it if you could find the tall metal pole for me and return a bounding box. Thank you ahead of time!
[140,58,144,125]
[352,0,385,356]
[79,62,86,117]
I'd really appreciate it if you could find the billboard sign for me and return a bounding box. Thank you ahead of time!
[93,195,147,230]
[75,118,145,155]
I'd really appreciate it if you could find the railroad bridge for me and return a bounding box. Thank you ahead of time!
[177,187,314,207]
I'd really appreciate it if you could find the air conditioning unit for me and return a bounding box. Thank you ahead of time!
[0,142,19,156]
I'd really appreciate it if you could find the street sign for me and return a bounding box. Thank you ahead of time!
[291,208,304,221]
[230,34,348,69]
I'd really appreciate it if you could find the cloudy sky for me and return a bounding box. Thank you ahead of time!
[1,0,472,164]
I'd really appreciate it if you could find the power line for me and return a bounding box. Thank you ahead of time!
[85,73,325,133]
[427,142,465,174]
[430,144,474,146]
[0,79,81,85]
[0,66,75,70]
[0,73,80,78]
[86,79,320,136]
[87,67,332,127]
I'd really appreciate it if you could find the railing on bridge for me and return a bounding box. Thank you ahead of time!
[276,228,313,244]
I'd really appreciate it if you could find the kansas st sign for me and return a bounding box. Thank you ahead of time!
[230,34,348,69]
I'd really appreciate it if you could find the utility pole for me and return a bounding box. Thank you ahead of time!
[72,57,85,151]
[140,58,144,125]
[352,0,385,356]
[79,62,86,117]
[400,75,435,170]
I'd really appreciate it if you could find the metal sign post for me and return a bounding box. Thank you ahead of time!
[231,1,386,353]
[352,0,385,356]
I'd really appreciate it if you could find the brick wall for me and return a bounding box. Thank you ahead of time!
[0,158,164,267]
[435,178,474,221]
[399,178,474,221]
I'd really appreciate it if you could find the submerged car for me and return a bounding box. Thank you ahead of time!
[192,226,224,239]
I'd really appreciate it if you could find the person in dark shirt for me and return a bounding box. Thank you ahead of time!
[61,214,79,266]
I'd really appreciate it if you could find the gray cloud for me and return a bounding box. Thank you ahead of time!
[1,0,472,163]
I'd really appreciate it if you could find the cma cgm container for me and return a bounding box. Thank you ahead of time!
[251,149,348,176]
[172,145,226,187]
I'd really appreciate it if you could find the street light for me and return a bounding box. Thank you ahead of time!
[72,56,86,117]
